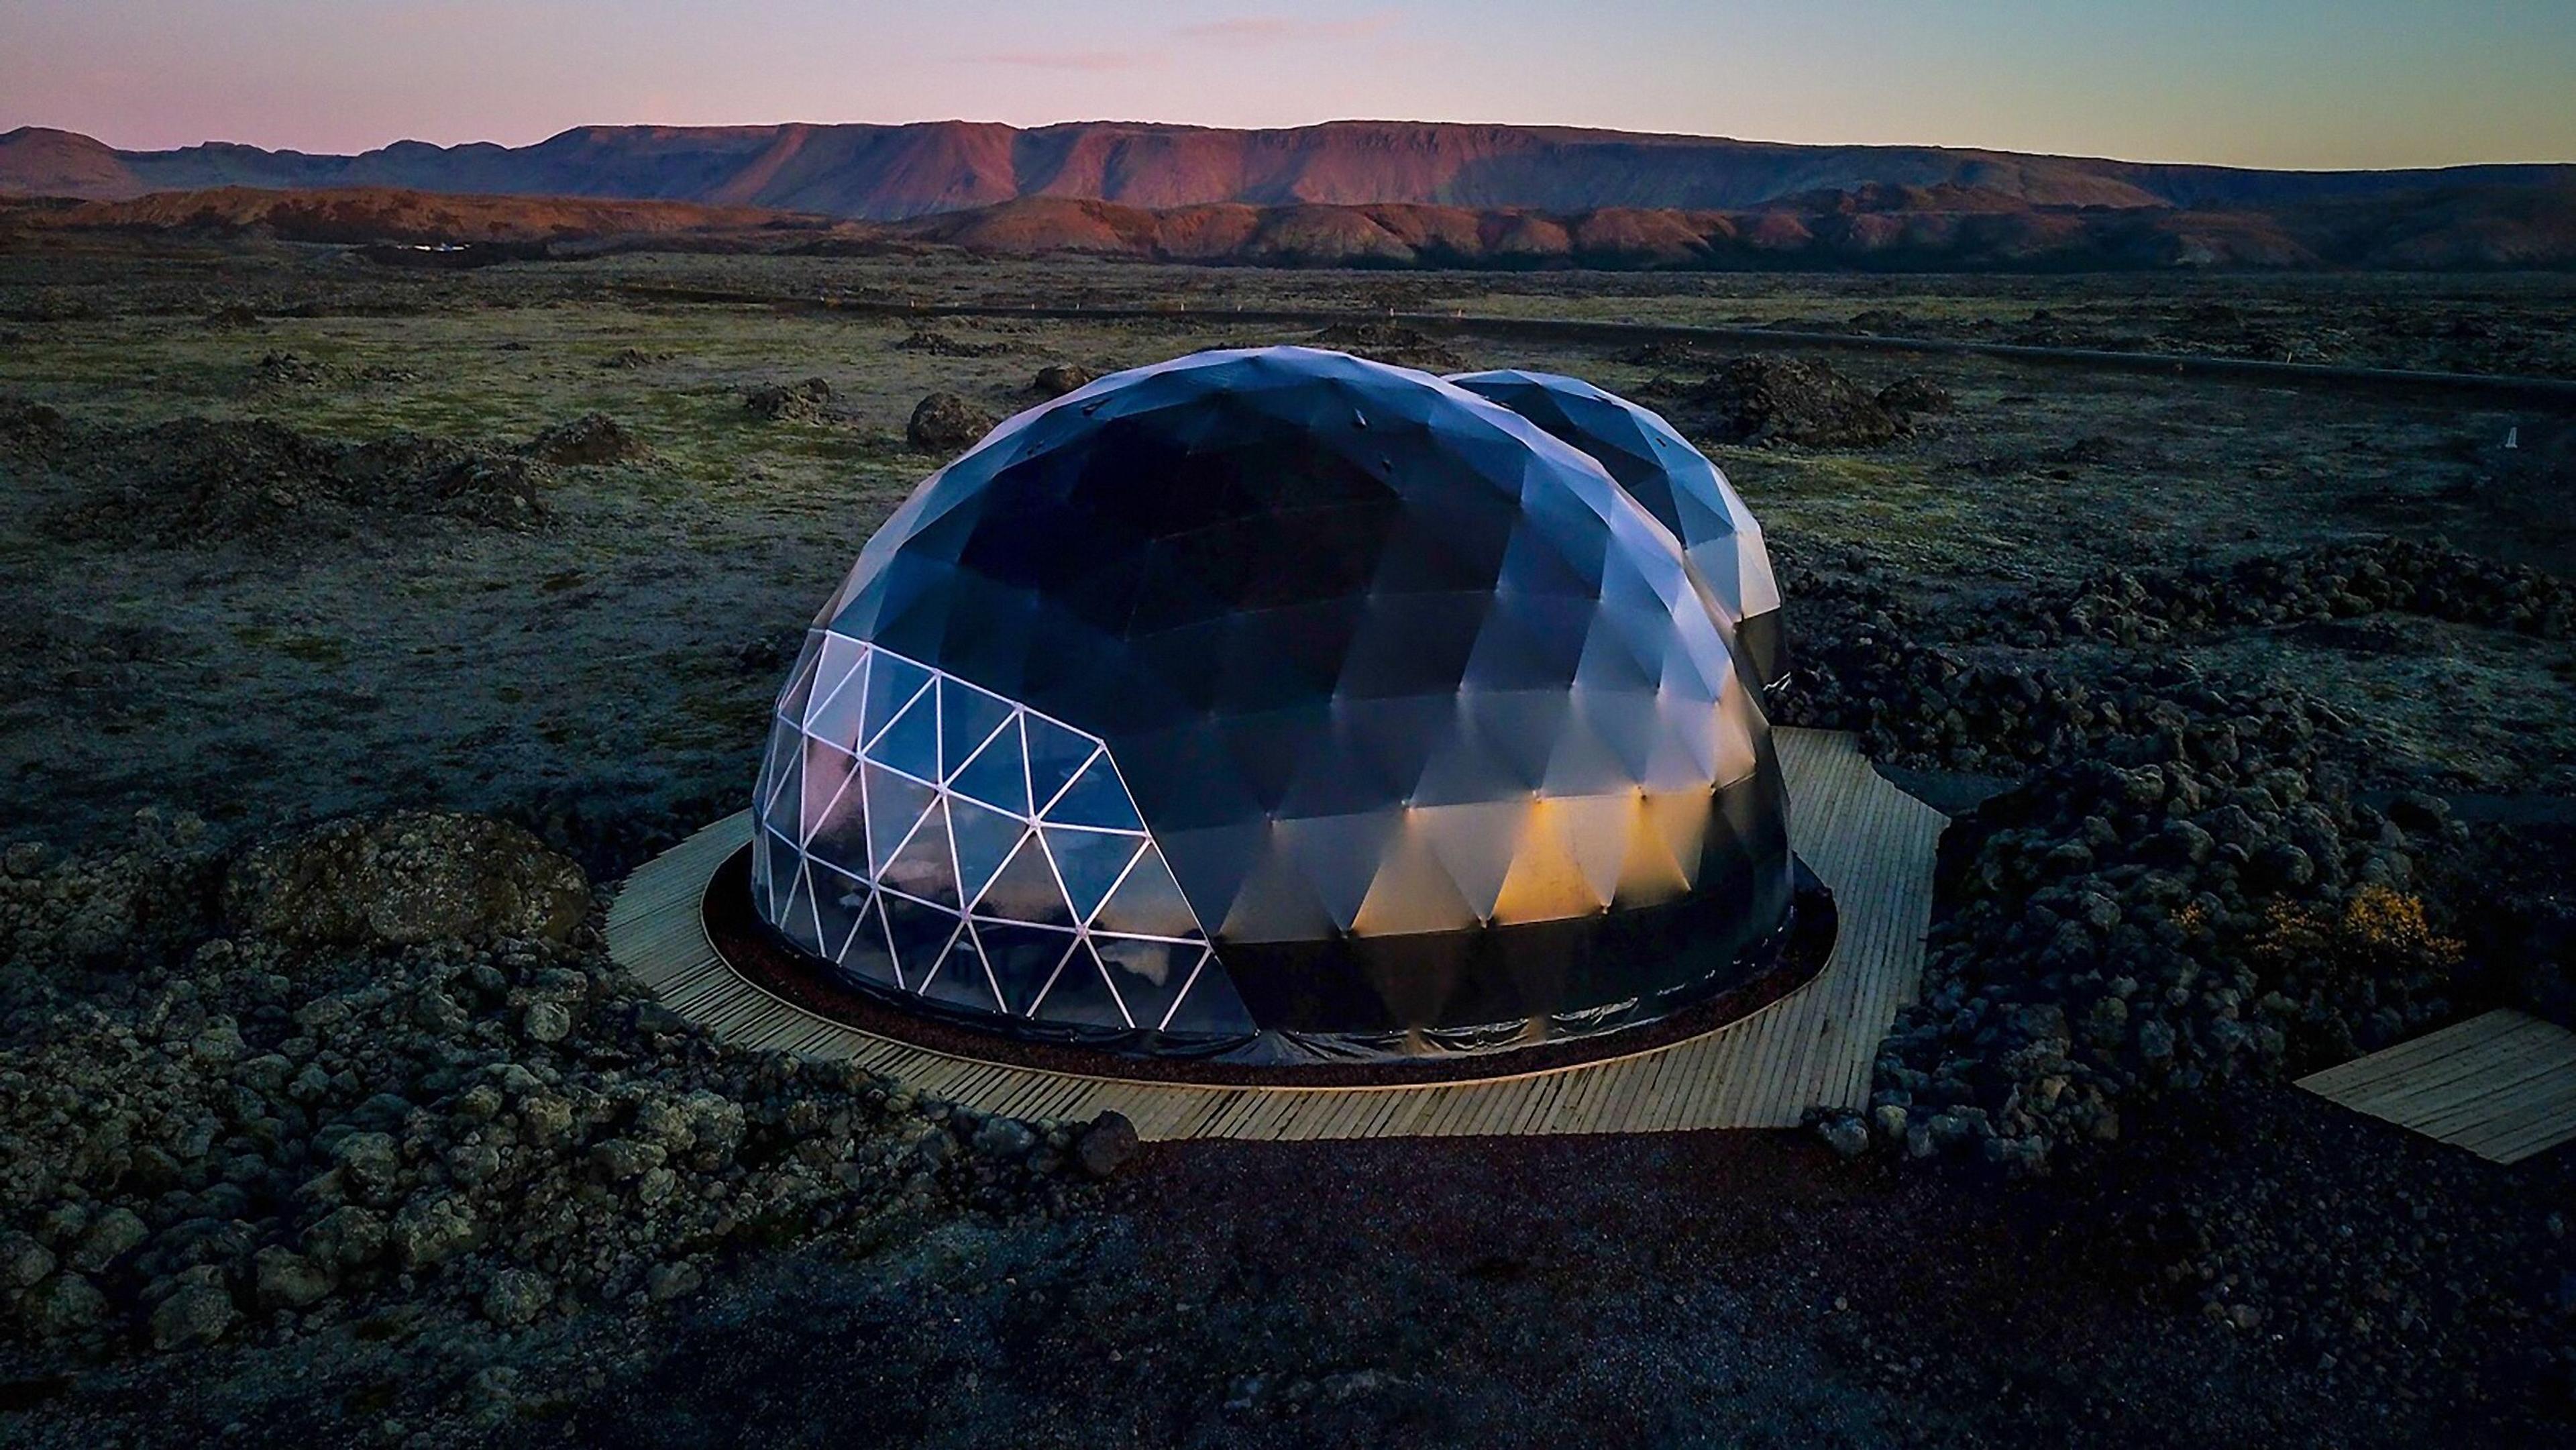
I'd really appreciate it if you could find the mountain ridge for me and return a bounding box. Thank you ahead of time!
[6,119,2570,221]
[13,177,2573,271]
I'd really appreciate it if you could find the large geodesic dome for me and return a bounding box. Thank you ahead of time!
[746,346,1797,1063]
[1448,370,1787,687]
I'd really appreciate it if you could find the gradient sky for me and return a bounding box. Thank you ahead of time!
[5,0,2570,169]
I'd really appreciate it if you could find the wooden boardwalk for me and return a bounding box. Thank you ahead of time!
[605,727,1947,1141]
[2295,1008,2576,1165]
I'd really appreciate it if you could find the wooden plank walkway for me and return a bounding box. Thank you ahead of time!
[2295,1008,2576,1165]
[604,727,1947,1141]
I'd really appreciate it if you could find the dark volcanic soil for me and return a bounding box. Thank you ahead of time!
[480,1091,2576,1448]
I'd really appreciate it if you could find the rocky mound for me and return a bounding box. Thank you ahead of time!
[1651,356,1906,448]
[0,810,1120,1363]
[1766,531,2576,792]
[221,813,591,948]
[242,351,414,393]
[892,328,1006,358]
[25,413,550,547]
[743,378,839,424]
[1619,340,1725,369]
[1770,615,2354,778]
[2428,821,2576,1033]
[1768,529,2576,1179]
[1030,363,1097,398]
[1305,322,1464,371]
[521,413,649,467]
[1874,375,1953,415]
[0,397,68,453]
[905,392,994,452]
[1957,536,2575,648]
[1827,758,2465,1174]
[15,183,811,246]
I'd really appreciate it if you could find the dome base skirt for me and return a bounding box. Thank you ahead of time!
[704,847,1837,1084]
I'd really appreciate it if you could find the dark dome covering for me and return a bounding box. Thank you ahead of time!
[1448,369,1788,687]
[751,346,1794,1064]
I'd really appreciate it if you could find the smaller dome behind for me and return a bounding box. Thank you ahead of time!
[1448,369,1787,686]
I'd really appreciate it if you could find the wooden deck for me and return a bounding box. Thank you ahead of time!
[605,727,1947,1141]
[2295,1008,2576,1165]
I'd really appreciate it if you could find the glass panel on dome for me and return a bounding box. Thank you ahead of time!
[802,634,867,729]
[861,763,937,875]
[861,651,931,749]
[755,715,800,817]
[761,747,803,841]
[749,829,773,917]
[975,834,1075,928]
[778,864,822,955]
[918,926,1000,1013]
[946,796,1026,904]
[1093,936,1197,1031]
[1159,950,1256,1035]
[810,860,872,961]
[1039,825,1142,923]
[1029,939,1130,1027]
[761,828,801,924]
[1090,844,1201,939]
[880,892,959,988]
[835,892,899,989]
[804,648,871,746]
[804,771,869,881]
[977,921,1078,1017]
[948,718,1030,816]
[1022,715,1095,815]
[867,686,939,782]
[773,633,825,725]
[800,737,861,845]
[1041,754,1144,831]
[876,797,959,909]
[938,676,1014,783]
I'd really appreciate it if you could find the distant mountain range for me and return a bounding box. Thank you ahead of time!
[5,120,2572,269]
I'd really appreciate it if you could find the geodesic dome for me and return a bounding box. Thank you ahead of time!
[1448,370,1787,687]
[747,346,1796,1063]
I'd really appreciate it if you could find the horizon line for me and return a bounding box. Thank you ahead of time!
[9,117,2573,178]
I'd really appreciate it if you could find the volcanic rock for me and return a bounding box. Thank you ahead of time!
[21,1273,108,1337]
[1672,356,1904,448]
[253,1247,332,1309]
[0,807,1100,1378]
[894,328,1004,357]
[482,1268,553,1327]
[906,391,996,451]
[149,1276,237,1350]
[38,415,551,544]
[1876,375,1953,415]
[523,413,649,466]
[1032,363,1097,397]
[221,811,590,947]
[745,378,839,423]
[1305,321,1462,371]
[1075,1110,1140,1179]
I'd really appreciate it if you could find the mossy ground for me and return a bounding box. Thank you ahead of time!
[0,246,2568,854]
